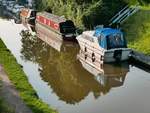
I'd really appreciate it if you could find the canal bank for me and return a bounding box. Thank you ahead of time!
[0,38,57,113]
[130,50,150,69]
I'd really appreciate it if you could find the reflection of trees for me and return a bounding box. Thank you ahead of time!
[20,33,127,104]
[21,33,44,63]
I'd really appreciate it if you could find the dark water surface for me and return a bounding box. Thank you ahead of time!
[0,18,150,113]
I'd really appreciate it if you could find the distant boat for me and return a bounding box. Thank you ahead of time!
[77,26,131,63]
[20,8,36,25]
[36,12,76,40]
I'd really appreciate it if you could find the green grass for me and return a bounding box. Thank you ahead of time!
[122,9,150,55]
[0,39,57,113]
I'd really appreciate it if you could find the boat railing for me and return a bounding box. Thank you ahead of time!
[109,5,129,22]
[117,6,140,23]
[109,5,140,26]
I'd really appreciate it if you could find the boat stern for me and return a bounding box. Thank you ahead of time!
[104,48,132,63]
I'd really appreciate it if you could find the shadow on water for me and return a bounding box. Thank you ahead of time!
[20,27,130,104]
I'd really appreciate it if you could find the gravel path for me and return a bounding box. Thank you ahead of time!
[0,65,33,113]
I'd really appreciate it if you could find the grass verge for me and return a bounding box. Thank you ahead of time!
[0,39,57,113]
[122,9,150,55]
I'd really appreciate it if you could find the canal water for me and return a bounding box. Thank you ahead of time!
[0,12,150,113]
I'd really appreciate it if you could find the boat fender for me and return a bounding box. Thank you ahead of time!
[92,53,96,62]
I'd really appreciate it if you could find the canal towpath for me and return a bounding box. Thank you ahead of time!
[0,65,33,113]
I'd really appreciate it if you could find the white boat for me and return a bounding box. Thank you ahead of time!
[77,27,131,63]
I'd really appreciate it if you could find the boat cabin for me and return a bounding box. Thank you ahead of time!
[77,27,131,63]
[36,12,76,38]
[94,28,127,50]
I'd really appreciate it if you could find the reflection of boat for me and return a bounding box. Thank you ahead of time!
[77,26,131,63]
[78,52,129,87]
[20,35,110,104]
[36,12,76,40]
[20,33,130,104]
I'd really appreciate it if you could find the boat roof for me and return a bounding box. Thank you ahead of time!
[94,28,122,37]
[37,12,66,23]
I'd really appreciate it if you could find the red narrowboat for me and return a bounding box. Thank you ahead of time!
[36,12,76,40]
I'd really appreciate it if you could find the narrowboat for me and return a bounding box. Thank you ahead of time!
[36,12,76,40]
[20,8,36,25]
[36,22,63,52]
[77,26,131,63]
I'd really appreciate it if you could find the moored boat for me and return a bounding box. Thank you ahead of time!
[36,23,63,51]
[36,12,76,40]
[20,8,36,25]
[77,26,131,63]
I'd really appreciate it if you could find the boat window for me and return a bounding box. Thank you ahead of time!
[107,33,126,49]
[31,11,36,17]
[99,35,107,49]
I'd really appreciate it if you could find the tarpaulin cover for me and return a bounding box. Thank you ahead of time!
[94,28,126,49]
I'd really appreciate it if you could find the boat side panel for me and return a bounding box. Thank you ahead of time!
[104,49,131,62]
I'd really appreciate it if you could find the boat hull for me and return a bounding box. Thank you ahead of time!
[104,48,131,63]
[77,35,131,63]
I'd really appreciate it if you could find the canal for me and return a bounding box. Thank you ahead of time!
[0,11,150,113]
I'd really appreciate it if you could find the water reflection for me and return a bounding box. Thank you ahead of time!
[78,54,129,87]
[20,28,129,105]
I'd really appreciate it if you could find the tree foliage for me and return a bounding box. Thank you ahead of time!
[34,0,150,29]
